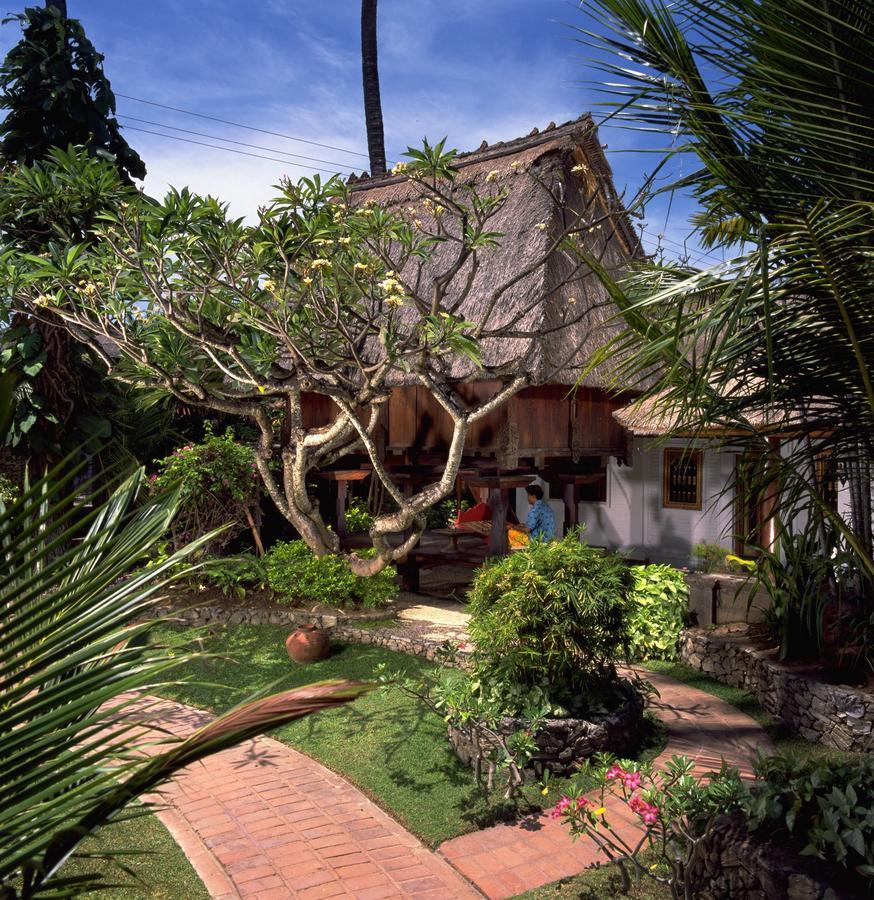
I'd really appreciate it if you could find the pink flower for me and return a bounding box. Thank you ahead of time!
[550,796,571,819]
[149,473,158,482]
[628,795,660,827]
[622,771,642,791]
[575,796,590,810]
[457,641,467,649]
[605,764,626,781]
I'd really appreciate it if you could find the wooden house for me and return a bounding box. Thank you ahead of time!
[309,115,645,552]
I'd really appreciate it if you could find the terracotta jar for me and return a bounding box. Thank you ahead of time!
[285,625,330,663]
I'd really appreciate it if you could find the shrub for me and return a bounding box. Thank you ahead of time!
[345,499,374,534]
[196,554,267,599]
[627,564,689,660]
[554,754,744,897]
[693,541,732,573]
[150,424,261,555]
[264,540,397,609]
[746,754,874,881]
[467,532,632,708]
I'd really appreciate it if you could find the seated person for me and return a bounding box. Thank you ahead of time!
[522,484,555,541]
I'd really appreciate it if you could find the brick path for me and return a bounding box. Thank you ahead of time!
[139,697,479,899]
[438,667,774,899]
[141,664,772,899]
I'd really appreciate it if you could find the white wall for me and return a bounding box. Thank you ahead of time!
[576,439,736,567]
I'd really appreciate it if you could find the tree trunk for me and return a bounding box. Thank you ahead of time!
[360,0,386,177]
[45,0,67,16]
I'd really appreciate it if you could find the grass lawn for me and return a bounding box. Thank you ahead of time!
[642,659,864,764]
[153,623,665,847]
[59,813,208,899]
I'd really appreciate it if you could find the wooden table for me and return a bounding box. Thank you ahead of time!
[461,474,533,556]
[314,469,370,539]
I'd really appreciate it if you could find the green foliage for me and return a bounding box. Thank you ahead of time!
[150,424,260,554]
[0,6,145,179]
[747,754,874,882]
[345,498,374,534]
[692,542,732,574]
[264,540,397,609]
[0,471,17,505]
[574,0,874,624]
[467,533,632,708]
[425,498,470,530]
[0,462,366,897]
[627,565,689,661]
[195,553,267,599]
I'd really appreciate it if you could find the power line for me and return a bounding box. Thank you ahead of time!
[116,93,381,163]
[640,227,724,266]
[120,115,355,171]
[123,125,352,175]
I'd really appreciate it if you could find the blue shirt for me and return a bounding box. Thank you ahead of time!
[526,499,555,541]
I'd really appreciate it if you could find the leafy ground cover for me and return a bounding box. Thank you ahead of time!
[59,813,208,899]
[153,623,665,847]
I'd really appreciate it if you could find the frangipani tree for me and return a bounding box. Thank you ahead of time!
[2,141,625,574]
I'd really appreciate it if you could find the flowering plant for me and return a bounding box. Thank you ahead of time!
[150,424,263,556]
[552,754,743,899]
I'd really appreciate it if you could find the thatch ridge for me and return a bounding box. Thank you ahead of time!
[350,113,643,386]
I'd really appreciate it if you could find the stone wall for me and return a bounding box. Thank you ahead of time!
[679,628,874,752]
[166,603,389,631]
[685,573,772,627]
[448,691,644,777]
[688,810,864,899]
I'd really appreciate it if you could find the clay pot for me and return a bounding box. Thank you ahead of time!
[285,625,330,663]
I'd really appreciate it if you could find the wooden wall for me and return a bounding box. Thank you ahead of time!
[301,383,628,459]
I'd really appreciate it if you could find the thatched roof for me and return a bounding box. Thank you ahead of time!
[349,114,642,386]
[613,390,789,437]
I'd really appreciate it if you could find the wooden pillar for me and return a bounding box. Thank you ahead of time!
[487,487,509,556]
[563,482,580,532]
[336,479,349,539]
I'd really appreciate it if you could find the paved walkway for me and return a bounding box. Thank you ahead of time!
[438,668,774,899]
[139,697,479,899]
[140,605,774,900]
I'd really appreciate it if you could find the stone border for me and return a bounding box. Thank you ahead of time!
[165,602,473,664]
[331,624,473,664]
[679,628,874,752]
[448,689,644,777]
[164,602,394,630]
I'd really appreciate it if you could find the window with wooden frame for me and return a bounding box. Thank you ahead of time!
[663,448,703,510]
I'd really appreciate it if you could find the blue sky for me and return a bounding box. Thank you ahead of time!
[1,0,722,265]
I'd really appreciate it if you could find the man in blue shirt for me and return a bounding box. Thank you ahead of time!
[524,484,555,541]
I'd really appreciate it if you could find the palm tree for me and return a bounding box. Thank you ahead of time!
[361,0,386,176]
[571,0,873,655]
[0,463,367,898]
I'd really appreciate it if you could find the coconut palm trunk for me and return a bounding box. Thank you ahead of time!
[361,0,386,176]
